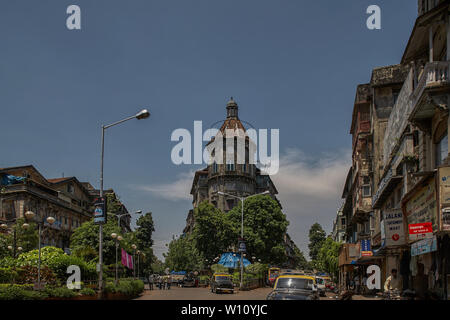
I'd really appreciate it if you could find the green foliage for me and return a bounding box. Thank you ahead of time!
[16,246,96,281]
[164,235,204,272]
[104,280,144,297]
[80,287,96,296]
[293,246,310,270]
[0,234,10,259]
[134,212,155,274]
[228,195,289,265]
[44,286,77,298]
[315,237,341,278]
[308,223,326,262]
[16,265,57,286]
[0,284,48,300]
[245,262,267,277]
[0,267,18,283]
[192,201,234,262]
[0,218,39,256]
[70,215,121,265]
[210,264,229,274]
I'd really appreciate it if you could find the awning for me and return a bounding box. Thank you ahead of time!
[218,252,251,268]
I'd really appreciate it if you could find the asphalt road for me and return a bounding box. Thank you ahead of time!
[136,286,273,300]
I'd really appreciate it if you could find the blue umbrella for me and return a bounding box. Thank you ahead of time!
[217,252,251,268]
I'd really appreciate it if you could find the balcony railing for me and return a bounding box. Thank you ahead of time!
[411,61,450,108]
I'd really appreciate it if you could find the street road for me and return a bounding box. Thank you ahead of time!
[136,286,368,300]
[137,286,272,300]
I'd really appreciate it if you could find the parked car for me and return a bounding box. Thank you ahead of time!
[182,275,196,287]
[266,275,319,300]
[210,273,234,294]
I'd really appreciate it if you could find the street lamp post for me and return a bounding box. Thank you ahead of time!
[132,244,137,280]
[98,109,150,297]
[111,233,123,285]
[137,250,141,279]
[23,211,55,290]
[218,190,269,290]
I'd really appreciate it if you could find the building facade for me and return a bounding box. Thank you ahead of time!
[0,165,131,252]
[337,0,450,299]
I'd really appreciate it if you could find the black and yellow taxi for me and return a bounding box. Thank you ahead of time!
[266,274,319,300]
[210,273,234,294]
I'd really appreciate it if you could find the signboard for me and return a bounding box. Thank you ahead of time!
[360,239,373,257]
[408,222,433,241]
[93,197,107,225]
[438,167,450,231]
[382,211,406,246]
[404,178,437,240]
[238,239,246,253]
[411,235,437,256]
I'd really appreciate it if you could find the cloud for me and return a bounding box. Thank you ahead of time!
[271,147,351,258]
[130,170,195,201]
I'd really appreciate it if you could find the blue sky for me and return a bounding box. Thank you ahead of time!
[0,0,417,259]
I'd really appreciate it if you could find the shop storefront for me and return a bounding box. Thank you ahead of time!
[402,170,450,299]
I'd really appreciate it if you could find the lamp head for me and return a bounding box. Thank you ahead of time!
[111,233,117,239]
[117,235,123,241]
[135,109,150,120]
[25,211,35,220]
[46,216,55,225]
[22,223,29,230]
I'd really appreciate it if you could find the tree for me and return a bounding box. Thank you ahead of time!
[292,246,310,270]
[316,237,341,278]
[163,235,203,272]
[308,223,326,263]
[70,214,121,265]
[227,195,289,265]
[134,212,155,275]
[192,201,234,262]
[1,218,39,255]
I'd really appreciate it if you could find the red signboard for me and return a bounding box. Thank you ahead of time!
[408,222,433,241]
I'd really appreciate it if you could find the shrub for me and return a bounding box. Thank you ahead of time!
[16,265,58,286]
[105,280,144,297]
[44,286,77,298]
[0,267,18,283]
[80,287,96,296]
[16,246,97,281]
[0,284,48,300]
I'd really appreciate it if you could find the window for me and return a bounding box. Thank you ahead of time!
[67,183,74,194]
[212,162,218,173]
[243,164,247,173]
[362,176,371,197]
[341,218,346,227]
[226,160,235,172]
[226,199,235,211]
[435,134,448,167]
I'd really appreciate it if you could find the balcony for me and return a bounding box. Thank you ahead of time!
[410,61,450,126]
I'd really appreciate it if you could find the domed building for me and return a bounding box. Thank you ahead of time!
[183,98,279,235]
[182,98,298,267]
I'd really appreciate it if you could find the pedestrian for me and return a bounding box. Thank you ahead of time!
[345,272,350,290]
[354,274,360,294]
[384,268,402,293]
[148,274,154,291]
